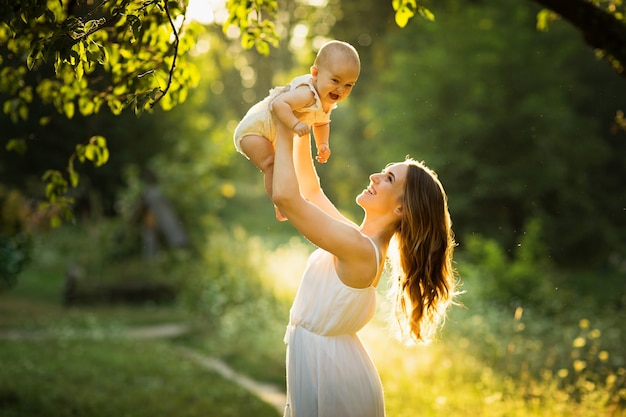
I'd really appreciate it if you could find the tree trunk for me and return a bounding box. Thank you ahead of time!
[532,0,626,77]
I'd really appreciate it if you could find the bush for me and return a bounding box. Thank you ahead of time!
[0,187,33,291]
[0,234,32,291]
[177,227,293,384]
[459,218,558,311]
[452,216,626,411]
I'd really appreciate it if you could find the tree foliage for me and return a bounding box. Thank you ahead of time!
[532,0,626,77]
[2,0,625,221]
[1,0,203,218]
[1,0,625,277]
[332,0,626,268]
[223,0,279,55]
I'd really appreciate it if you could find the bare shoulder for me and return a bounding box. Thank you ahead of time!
[334,232,380,289]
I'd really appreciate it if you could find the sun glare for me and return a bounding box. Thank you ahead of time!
[186,0,227,24]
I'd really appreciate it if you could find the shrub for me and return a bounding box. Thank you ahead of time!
[177,227,293,384]
[459,217,557,310]
[0,187,33,291]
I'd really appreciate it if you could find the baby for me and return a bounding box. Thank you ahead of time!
[234,40,361,219]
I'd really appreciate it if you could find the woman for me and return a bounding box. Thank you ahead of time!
[272,122,459,417]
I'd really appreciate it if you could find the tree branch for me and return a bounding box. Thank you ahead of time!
[531,0,626,77]
[150,0,180,108]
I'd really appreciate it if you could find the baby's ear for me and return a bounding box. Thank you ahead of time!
[310,65,318,77]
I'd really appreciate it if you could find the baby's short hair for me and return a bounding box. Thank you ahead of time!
[314,40,360,69]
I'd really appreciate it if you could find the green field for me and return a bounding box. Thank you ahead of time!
[1,224,624,416]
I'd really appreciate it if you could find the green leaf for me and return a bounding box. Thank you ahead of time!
[395,10,412,28]
[536,9,551,32]
[108,98,124,115]
[417,6,435,22]
[75,144,86,162]
[50,216,61,228]
[27,46,41,70]
[69,49,80,65]
[85,143,96,161]
[18,103,28,120]
[82,135,109,166]
[127,14,141,40]
[75,61,84,80]
[68,163,79,187]
[42,170,68,200]
[256,40,269,56]
[63,101,75,118]
[393,0,418,28]
[78,96,95,116]
[84,18,105,34]
[241,32,255,49]
[97,44,108,64]
[6,138,27,154]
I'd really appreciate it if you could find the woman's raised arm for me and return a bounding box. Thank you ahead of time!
[292,134,351,224]
[273,121,366,246]
[273,122,384,289]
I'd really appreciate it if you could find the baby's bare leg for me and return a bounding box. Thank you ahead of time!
[240,135,275,198]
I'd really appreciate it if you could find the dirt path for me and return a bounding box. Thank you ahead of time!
[0,323,191,340]
[0,323,286,415]
[177,346,286,414]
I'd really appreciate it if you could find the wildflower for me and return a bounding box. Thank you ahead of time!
[589,329,601,339]
[573,360,587,373]
[572,337,586,348]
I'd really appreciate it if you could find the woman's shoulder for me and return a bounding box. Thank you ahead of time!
[331,232,383,289]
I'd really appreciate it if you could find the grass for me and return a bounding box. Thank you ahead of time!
[0,292,282,417]
[236,232,626,416]
[2,221,625,417]
[362,310,626,417]
[0,224,282,417]
[0,338,279,417]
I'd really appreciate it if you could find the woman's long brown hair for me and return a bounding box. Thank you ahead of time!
[389,159,459,343]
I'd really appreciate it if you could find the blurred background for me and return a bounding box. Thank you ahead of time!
[1,0,625,416]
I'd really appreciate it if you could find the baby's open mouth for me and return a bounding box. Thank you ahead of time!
[329,92,339,100]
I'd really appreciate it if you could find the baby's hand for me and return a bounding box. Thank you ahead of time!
[292,121,310,137]
[315,143,331,163]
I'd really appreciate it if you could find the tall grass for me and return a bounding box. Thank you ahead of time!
[362,304,626,416]
[3,220,624,416]
[194,228,626,416]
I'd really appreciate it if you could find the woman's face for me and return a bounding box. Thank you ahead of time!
[357,162,408,214]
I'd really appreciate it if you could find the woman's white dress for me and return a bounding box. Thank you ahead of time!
[283,237,385,417]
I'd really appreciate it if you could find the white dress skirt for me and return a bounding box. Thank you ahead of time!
[283,237,385,417]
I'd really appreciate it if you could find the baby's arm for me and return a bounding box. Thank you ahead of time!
[312,123,330,163]
[271,86,316,137]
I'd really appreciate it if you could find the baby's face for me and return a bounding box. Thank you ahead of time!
[313,56,360,106]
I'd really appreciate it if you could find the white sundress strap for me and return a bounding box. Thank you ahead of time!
[364,235,381,277]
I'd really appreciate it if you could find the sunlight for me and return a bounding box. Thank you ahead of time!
[258,237,310,302]
[361,309,438,376]
[186,0,227,24]
[304,0,328,6]
[290,23,309,50]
